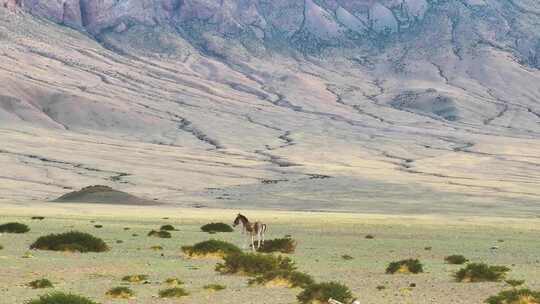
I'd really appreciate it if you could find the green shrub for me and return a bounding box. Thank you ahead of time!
[341,255,354,260]
[182,240,241,258]
[150,245,163,251]
[164,278,184,286]
[485,288,540,304]
[257,238,297,254]
[106,287,135,299]
[158,287,189,298]
[203,284,226,291]
[26,292,99,304]
[0,244,3,250]
[365,234,375,239]
[0,222,30,233]
[506,279,526,288]
[122,274,149,283]
[31,216,45,220]
[201,223,234,233]
[28,279,54,289]
[455,263,510,282]
[249,270,314,288]
[297,282,353,304]
[216,253,295,276]
[160,225,175,231]
[445,255,468,265]
[147,230,171,238]
[94,225,103,229]
[30,231,109,253]
[386,259,424,274]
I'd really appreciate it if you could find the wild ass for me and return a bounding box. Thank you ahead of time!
[233,213,267,251]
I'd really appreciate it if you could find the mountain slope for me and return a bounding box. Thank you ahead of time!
[0,0,539,216]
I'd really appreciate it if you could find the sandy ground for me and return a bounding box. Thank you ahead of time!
[0,202,539,304]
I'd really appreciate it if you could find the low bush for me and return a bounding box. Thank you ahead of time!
[31,216,45,220]
[0,222,30,233]
[249,270,314,288]
[365,234,375,239]
[122,274,149,283]
[203,284,226,291]
[160,225,176,231]
[30,231,109,253]
[164,278,184,286]
[216,253,295,276]
[201,223,234,233]
[150,245,163,251]
[506,279,526,288]
[182,240,241,258]
[106,287,135,299]
[158,287,189,298]
[94,225,103,229]
[386,259,424,274]
[147,230,171,238]
[297,281,353,304]
[445,255,468,265]
[28,279,53,289]
[257,238,297,254]
[0,245,3,250]
[26,292,99,304]
[341,255,354,260]
[455,263,510,282]
[486,288,540,304]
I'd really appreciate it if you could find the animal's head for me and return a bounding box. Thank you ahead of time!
[233,213,244,227]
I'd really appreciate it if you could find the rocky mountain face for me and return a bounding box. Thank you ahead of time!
[0,1,539,215]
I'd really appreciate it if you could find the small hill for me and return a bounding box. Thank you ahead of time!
[53,185,159,205]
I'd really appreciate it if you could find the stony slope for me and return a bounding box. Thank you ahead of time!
[0,1,539,215]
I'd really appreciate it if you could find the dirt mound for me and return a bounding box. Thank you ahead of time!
[53,185,159,205]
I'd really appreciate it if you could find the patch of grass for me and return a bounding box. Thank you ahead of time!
[160,225,175,231]
[150,245,163,251]
[341,255,354,260]
[257,237,297,254]
[106,287,135,299]
[445,254,468,265]
[455,263,510,282]
[201,222,234,233]
[158,287,189,298]
[297,281,353,304]
[216,253,295,276]
[386,259,424,274]
[30,231,109,253]
[506,279,526,288]
[147,230,171,238]
[164,278,184,286]
[28,279,54,289]
[203,284,226,291]
[94,225,103,229]
[0,222,30,233]
[31,216,45,220]
[249,270,314,288]
[486,289,540,304]
[0,244,3,250]
[182,240,241,258]
[26,292,99,304]
[122,274,149,283]
[365,234,375,239]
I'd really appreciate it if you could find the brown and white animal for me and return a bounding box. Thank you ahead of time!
[233,213,267,251]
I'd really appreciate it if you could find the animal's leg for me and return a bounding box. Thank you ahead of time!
[251,234,256,252]
[257,230,262,249]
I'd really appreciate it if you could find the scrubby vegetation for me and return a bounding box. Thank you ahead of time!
[160,224,176,231]
[182,240,241,258]
[30,231,109,253]
[485,289,540,304]
[147,230,171,238]
[28,279,53,289]
[216,253,295,276]
[150,245,163,251]
[445,254,469,265]
[455,263,510,282]
[249,270,314,288]
[0,244,3,250]
[0,222,30,233]
[31,216,45,220]
[106,287,135,299]
[158,287,189,298]
[164,278,184,286]
[506,279,526,288]
[122,274,149,283]
[257,237,297,254]
[341,255,354,260]
[94,225,103,229]
[201,222,234,233]
[203,284,226,291]
[365,234,375,239]
[297,281,353,304]
[386,259,424,274]
[26,292,99,304]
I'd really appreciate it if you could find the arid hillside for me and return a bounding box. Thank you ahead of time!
[0,1,539,215]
